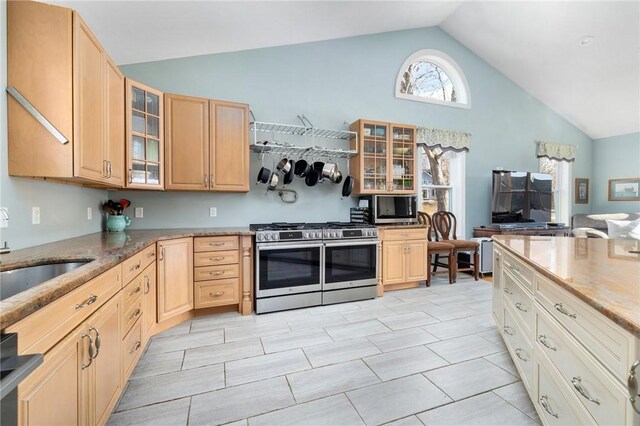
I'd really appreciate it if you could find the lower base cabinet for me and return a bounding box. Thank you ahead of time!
[380,228,428,290]
[157,238,194,322]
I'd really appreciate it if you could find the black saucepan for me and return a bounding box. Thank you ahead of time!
[284,160,295,185]
[294,160,311,177]
[305,169,320,187]
[342,175,353,197]
[257,167,271,184]
[313,162,325,182]
[276,158,291,174]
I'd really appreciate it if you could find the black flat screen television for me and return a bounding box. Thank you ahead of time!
[491,170,554,224]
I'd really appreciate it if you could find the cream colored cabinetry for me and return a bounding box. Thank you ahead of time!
[142,263,158,343]
[7,2,123,187]
[350,120,417,194]
[165,94,249,191]
[493,246,639,425]
[157,238,194,321]
[492,246,504,328]
[126,79,164,189]
[380,228,428,291]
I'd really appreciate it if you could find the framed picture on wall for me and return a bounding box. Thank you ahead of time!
[575,178,589,204]
[608,178,640,201]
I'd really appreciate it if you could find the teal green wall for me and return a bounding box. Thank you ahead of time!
[0,2,107,250]
[116,26,592,233]
[591,132,640,213]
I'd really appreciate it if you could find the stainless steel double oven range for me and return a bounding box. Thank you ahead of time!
[251,222,379,314]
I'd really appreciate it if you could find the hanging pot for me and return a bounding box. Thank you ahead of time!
[332,170,343,184]
[276,158,291,174]
[267,172,279,190]
[283,160,295,185]
[342,175,353,197]
[294,159,311,177]
[313,162,325,182]
[322,162,337,181]
[257,167,271,184]
[305,169,320,187]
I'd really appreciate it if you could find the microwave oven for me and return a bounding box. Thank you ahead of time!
[362,195,418,224]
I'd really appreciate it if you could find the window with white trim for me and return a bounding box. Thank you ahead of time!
[396,50,470,109]
[539,157,571,225]
[419,146,466,236]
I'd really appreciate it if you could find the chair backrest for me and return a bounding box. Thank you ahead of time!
[432,211,458,241]
[417,212,435,242]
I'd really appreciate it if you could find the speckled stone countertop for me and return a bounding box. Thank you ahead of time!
[0,228,253,330]
[493,236,640,338]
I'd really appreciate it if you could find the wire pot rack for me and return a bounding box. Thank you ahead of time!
[249,114,358,159]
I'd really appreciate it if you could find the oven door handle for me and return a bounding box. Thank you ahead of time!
[323,240,379,248]
[257,242,324,251]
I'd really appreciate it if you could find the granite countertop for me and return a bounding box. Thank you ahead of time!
[493,235,640,337]
[0,228,253,330]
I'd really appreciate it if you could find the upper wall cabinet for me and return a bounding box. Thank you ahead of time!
[7,2,124,187]
[165,94,249,192]
[349,120,417,195]
[126,79,164,189]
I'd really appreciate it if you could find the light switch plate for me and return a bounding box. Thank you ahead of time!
[32,207,40,225]
[135,207,143,218]
[87,207,93,220]
[209,207,217,217]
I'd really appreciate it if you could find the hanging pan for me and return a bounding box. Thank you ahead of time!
[341,175,353,197]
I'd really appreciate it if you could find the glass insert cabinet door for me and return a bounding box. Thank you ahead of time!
[126,79,164,189]
[391,125,416,193]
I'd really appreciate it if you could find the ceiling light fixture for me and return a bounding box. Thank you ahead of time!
[579,36,594,46]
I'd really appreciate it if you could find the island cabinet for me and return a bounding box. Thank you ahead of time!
[157,238,194,322]
[379,228,428,291]
[350,120,417,195]
[8,1,124,187]
[493,241,639,425]
[165,94,250,192]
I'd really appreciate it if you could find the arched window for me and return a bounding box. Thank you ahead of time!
[396,50,470,108]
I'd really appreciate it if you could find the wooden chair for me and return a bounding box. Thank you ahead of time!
[432,211,480,281]
[417,212,456,285]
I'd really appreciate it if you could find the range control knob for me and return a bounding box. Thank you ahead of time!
[273,233,279,241]
[329,232,335,238]
[362,230,369,236]
[257,234,264,241]
[303,232,309,239]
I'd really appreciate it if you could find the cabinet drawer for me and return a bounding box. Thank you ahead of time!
[7,264,122,355]
[380,228,427,242]
[503,270,534,338]
[194,236,239,252]
[536,307,629,425]
[194,250,239,267]
[194,264,239,282]
[535,274,632,383]
[122,273,144,310]
[195,279,239,308]
[502,251,533,294]
[122,244,156,284]
[503,306,534,392]
[121,298,142,337]
[534,357,590,426]
[122,318,143,382]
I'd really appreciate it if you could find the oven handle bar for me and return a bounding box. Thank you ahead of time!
[323,239,379,248]
[256,242,324,250]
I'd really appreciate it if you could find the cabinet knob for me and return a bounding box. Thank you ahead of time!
[209,291,225,297]
[129,341,141,354]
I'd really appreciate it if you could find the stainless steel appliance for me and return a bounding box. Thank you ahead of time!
[251,222,379,313]
[363,195,418,224]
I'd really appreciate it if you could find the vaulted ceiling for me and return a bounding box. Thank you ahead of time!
[52,1,639,140]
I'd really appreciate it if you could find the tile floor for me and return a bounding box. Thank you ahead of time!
[109,276,541,426]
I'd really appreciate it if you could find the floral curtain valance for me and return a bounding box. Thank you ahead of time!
[417,127,471,152]
[536,141,576,162]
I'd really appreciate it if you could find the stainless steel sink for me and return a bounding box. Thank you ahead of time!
[0,261,91,301]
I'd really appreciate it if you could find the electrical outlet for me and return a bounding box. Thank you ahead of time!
[87,207,93,220]
[209,207,217,217]
[0,207,8,229]
[135,207,143,218]
[32,207,40,225]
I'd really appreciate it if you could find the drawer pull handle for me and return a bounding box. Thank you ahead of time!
[128,286,141,296]
[504,261,520,272]
[539,396,559,418]
[554,303,577,319]
[514,348,528,362]
[75,294,98,310]
[129,262,141,272]
[629,360,640,415]
[210,242,225,246]
[538,335,557,351]
[503,326,515,336]
[147,251,155,258]
[209,271,225,275]
[89,326,101,359]
[515,302,528,313]
[128,308,141,321]
[81,333,94,369]
[210,256,225,261]
[209,291,225,297]
[129,341,141,354]
[571,377,600,405]
[144,276,150,294]
[504,287,513,295]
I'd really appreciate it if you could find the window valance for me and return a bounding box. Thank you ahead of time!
[536,141,576,162]
[417,127,471,152]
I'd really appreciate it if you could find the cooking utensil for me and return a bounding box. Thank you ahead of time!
[313,162,325,182]
[283,160,295,185]
[257,167,271,184]
[322,162,337,180]
[119,199,131,210]
[276,158,291,174]
[332,170,343,184]
[294,159,311,177]
[305,169,319,187]
[267,172,279,190]
[113,202,123,215]
[342,175,353,197]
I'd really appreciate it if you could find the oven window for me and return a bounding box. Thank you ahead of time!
[258,246,321,290]
[325,244,376,284]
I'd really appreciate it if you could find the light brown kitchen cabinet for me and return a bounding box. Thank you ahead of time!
[142,263,157,342]
[157,238,194,321]
[380,228,428,291]
[165,94,249,191]
[7,2,124,187]
[126,79,164,189]
[350,120,417,194]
